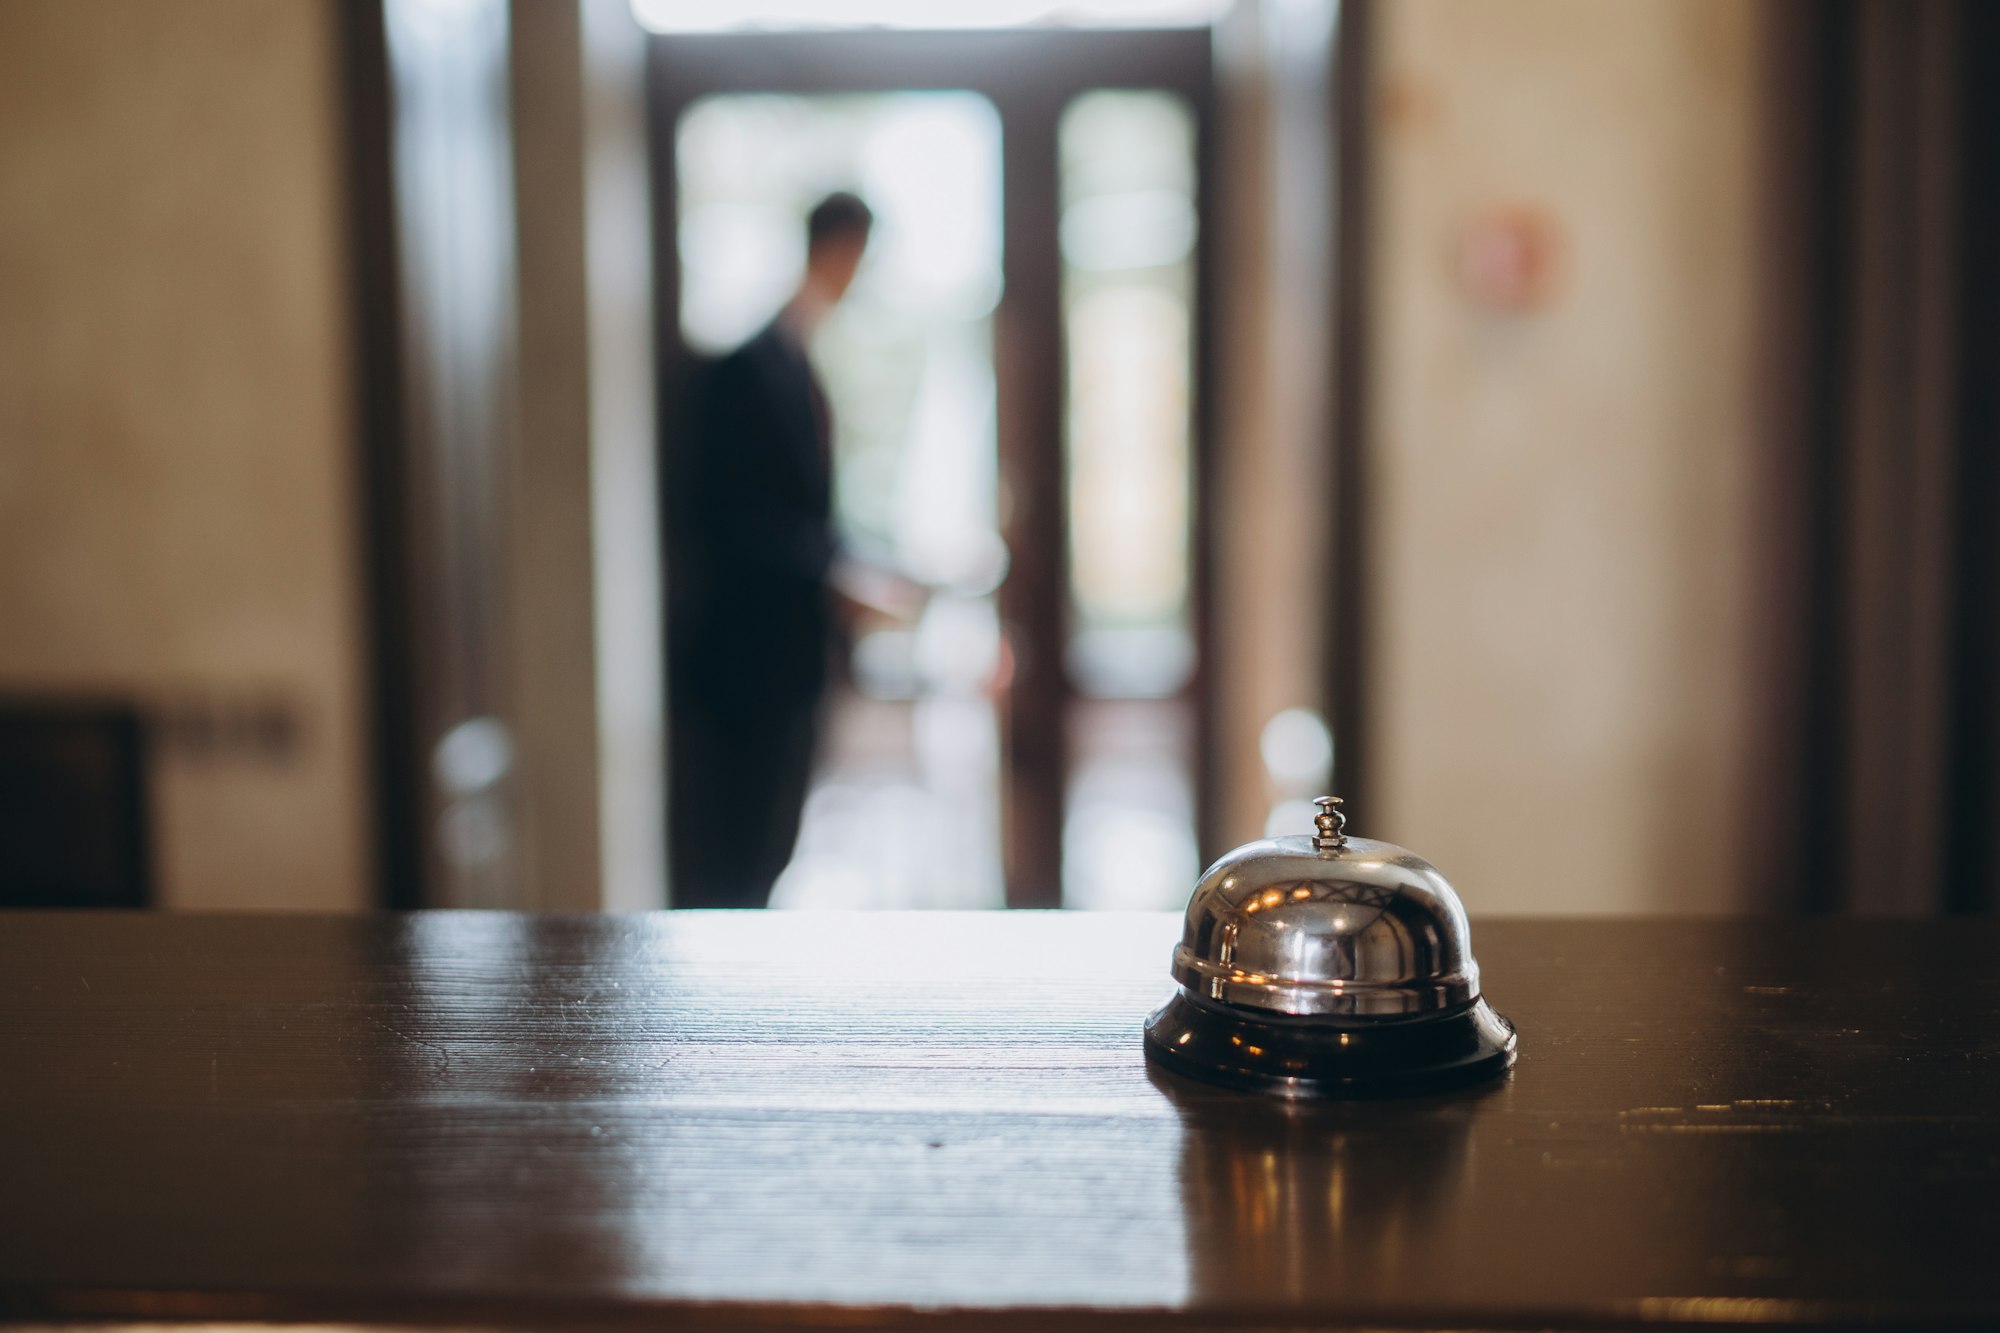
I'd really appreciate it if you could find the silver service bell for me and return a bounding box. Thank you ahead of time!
[1144,797,1516,1097]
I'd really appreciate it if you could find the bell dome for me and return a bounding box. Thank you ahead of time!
[1145,798,1516,1098]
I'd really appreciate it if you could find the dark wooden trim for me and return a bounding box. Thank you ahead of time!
[1746,0,1999,915]
[994,97,1067,908]
[1790,1,1855,915]
[646,27,1211,102]
[1743,0,1854,914]
[642,29,687,909]
[1326,0,1374,814]
[1944,0,2000,913]
[335,0,424,910]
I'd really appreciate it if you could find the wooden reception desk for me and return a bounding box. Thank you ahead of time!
[1,911,1996,1329]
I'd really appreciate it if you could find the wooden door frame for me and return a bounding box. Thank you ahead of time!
[645,27,1217,907]
[1325,0,1373,818]
[338,0,426,909]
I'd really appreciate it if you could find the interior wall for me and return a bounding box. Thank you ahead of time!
[1210,0,1337,855]
[0,0,369,910]
[510,0,606,910]
[493,0,662,912]
[578,0,667,911]
[1366,0,1761,913]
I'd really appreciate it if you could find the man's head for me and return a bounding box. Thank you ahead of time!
[803,192,874,303]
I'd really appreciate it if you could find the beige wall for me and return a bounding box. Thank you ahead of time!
[1210,0,1338,853]
[0,0,369,909]
[1367,0,1761,913]
[510,0,606,910]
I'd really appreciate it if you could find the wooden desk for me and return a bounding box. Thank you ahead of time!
[2,912,1996,1329]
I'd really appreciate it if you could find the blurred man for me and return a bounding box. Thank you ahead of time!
[667,192,873,908]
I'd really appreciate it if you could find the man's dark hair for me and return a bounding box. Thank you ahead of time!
[806,191,874,252]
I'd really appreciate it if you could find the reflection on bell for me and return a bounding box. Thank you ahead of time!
[1144,797,1516,1097]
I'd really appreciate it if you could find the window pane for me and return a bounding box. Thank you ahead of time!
[1060,89,1199,910]
[1061,90,1195,699]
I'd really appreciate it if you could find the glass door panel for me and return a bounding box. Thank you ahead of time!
[1058,89,1200,909]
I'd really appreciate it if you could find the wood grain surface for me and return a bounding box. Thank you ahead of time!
[2,911,1997,1330]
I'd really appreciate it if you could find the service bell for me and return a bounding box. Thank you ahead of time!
[1144,797,1516,1097]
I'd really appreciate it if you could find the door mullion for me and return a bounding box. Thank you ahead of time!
[995,99,1068,909]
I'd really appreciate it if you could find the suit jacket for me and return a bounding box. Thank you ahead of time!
[670,320,836,709]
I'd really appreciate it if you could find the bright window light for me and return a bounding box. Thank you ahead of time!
[631,0,1231,34]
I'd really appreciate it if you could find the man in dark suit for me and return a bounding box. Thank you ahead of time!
[667,193,873,908]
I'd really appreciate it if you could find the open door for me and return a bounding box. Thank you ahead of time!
[650,28,1215,908]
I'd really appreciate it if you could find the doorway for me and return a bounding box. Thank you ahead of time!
[649,28,1215,908]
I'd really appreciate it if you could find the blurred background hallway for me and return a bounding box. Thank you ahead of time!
[1,0,1992,916]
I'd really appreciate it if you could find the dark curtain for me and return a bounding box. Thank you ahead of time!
[1748,0,2000,913]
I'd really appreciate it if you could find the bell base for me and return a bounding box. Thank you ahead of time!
[1143,990,1517,1100]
